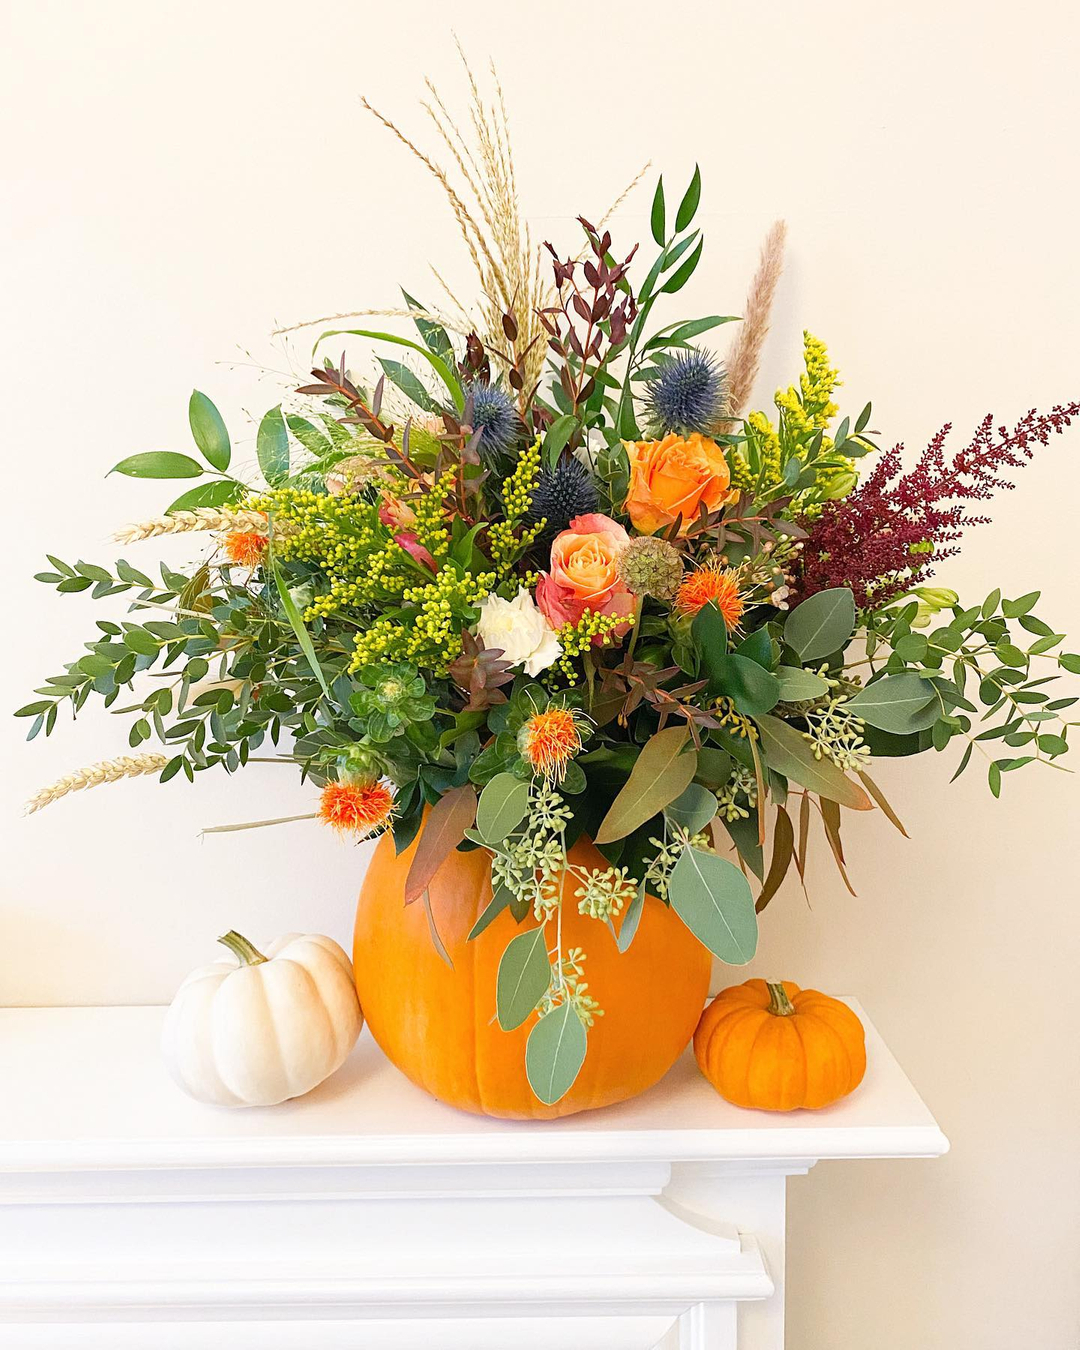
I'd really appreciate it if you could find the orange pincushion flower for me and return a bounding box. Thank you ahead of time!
[519,707,584,781]
[224,531,268,567]
[319,779,395,835]
[676,567,745,627]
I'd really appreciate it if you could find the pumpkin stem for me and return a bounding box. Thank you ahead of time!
[218,930,269,967]
[766,981,796,1016]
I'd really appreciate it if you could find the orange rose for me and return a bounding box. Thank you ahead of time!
[623,432,738,535]
[535,513,635,632]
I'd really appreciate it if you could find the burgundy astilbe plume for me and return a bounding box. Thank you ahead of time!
[795,403,1080,609]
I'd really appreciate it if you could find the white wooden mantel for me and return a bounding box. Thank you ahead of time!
[0,1003,946,1349]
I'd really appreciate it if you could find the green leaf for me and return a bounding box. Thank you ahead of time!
[774,666,830,701]
[257,406,290,485]
[664,782,717,836]
[166,479,242,513]
[1002,591,1040,619]
[1061,653,1080,675]
[108,451,204,480]
[526,999,587,1105]
[995,641,1027,668]
[267,551,330,697]
[674,163,701,232]
[467,883,515,941]
[783,588,856,661]
[317,328,464,411]
[847,673,940,733]
[981,588,1001,619]
[496,926,551,1031]
[188,391,230,470]
[659,237,703,295]
[615,881,646,953]
[716,654,781,717]
[594,726,697,845]
[543,414,579,468]
[668,846,758,963]
[15,700,52,717]
[401,289,455,362]
[122,627,159,656]
[378,356,438,414]
[755,715,873,810]
[476,773,531,846]
[659,316,740,345]
[650,175,666,246]
[286,415,333,458]
[988,761,1002,797]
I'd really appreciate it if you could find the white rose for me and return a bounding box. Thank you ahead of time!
[475,589,563,676]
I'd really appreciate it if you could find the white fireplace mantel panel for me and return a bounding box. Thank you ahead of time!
[0,1002,947,1349]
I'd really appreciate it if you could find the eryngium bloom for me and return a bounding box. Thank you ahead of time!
[525,459,599,543]
[644,349,727,436]
[470,382,520,469]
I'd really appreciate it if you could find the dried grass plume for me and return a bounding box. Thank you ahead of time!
[724,220,788,418]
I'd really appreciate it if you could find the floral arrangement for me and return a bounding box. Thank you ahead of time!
[20,66,1079,1106]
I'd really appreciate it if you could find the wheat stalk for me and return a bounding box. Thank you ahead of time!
[26,754,169,814]
[724,220,788,419]
[113,507,268,544]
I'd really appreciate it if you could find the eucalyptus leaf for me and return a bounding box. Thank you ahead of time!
[783,588,856,662]
[847,673,940,733]
[668,846,757,963]
[476,772,531,845]
[496,926,551,1031]
[525,999,587,1105]
[664,782,717,836]
[594,726,697,845]
[755,714,873,809]
[615,881,646,953]
[774,665,830,701]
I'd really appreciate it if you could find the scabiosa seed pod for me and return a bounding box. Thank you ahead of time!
[616,536,684,600]
[525,459,599,543]
[644,349,727,436]
[469,382,520,470]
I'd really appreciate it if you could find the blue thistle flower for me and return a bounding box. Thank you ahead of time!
[644,349,727,436]
[469,382,520,469]
[525,459,599,544]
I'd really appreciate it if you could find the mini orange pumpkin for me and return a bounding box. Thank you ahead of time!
[694,979,866,1111]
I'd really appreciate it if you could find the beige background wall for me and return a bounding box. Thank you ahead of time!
[3,1,1078,1345]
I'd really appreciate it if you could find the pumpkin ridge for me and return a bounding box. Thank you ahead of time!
[287,958,338,1075]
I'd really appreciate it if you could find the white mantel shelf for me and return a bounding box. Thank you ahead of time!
[0,1003,947,1350]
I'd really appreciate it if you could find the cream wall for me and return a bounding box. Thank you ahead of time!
[2,1,1078,1345]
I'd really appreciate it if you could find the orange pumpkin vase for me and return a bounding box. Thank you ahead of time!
[694,979,866,1111]
[354,827,712,1120]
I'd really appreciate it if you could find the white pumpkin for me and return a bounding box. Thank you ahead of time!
[161,930,363,1107]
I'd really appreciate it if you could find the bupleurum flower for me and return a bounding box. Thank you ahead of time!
[617,536,684,599]
[469,382,520,470]
[525,460,598,544]
[319,779,395,836]
[644,349,726,436]
[676,566,745,627]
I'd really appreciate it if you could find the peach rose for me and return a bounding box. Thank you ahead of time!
[535,513,636,632]
[623,432,738,535]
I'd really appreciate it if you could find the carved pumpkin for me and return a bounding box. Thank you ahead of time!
[694,979,866,1111]
[354,828,712,1120]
